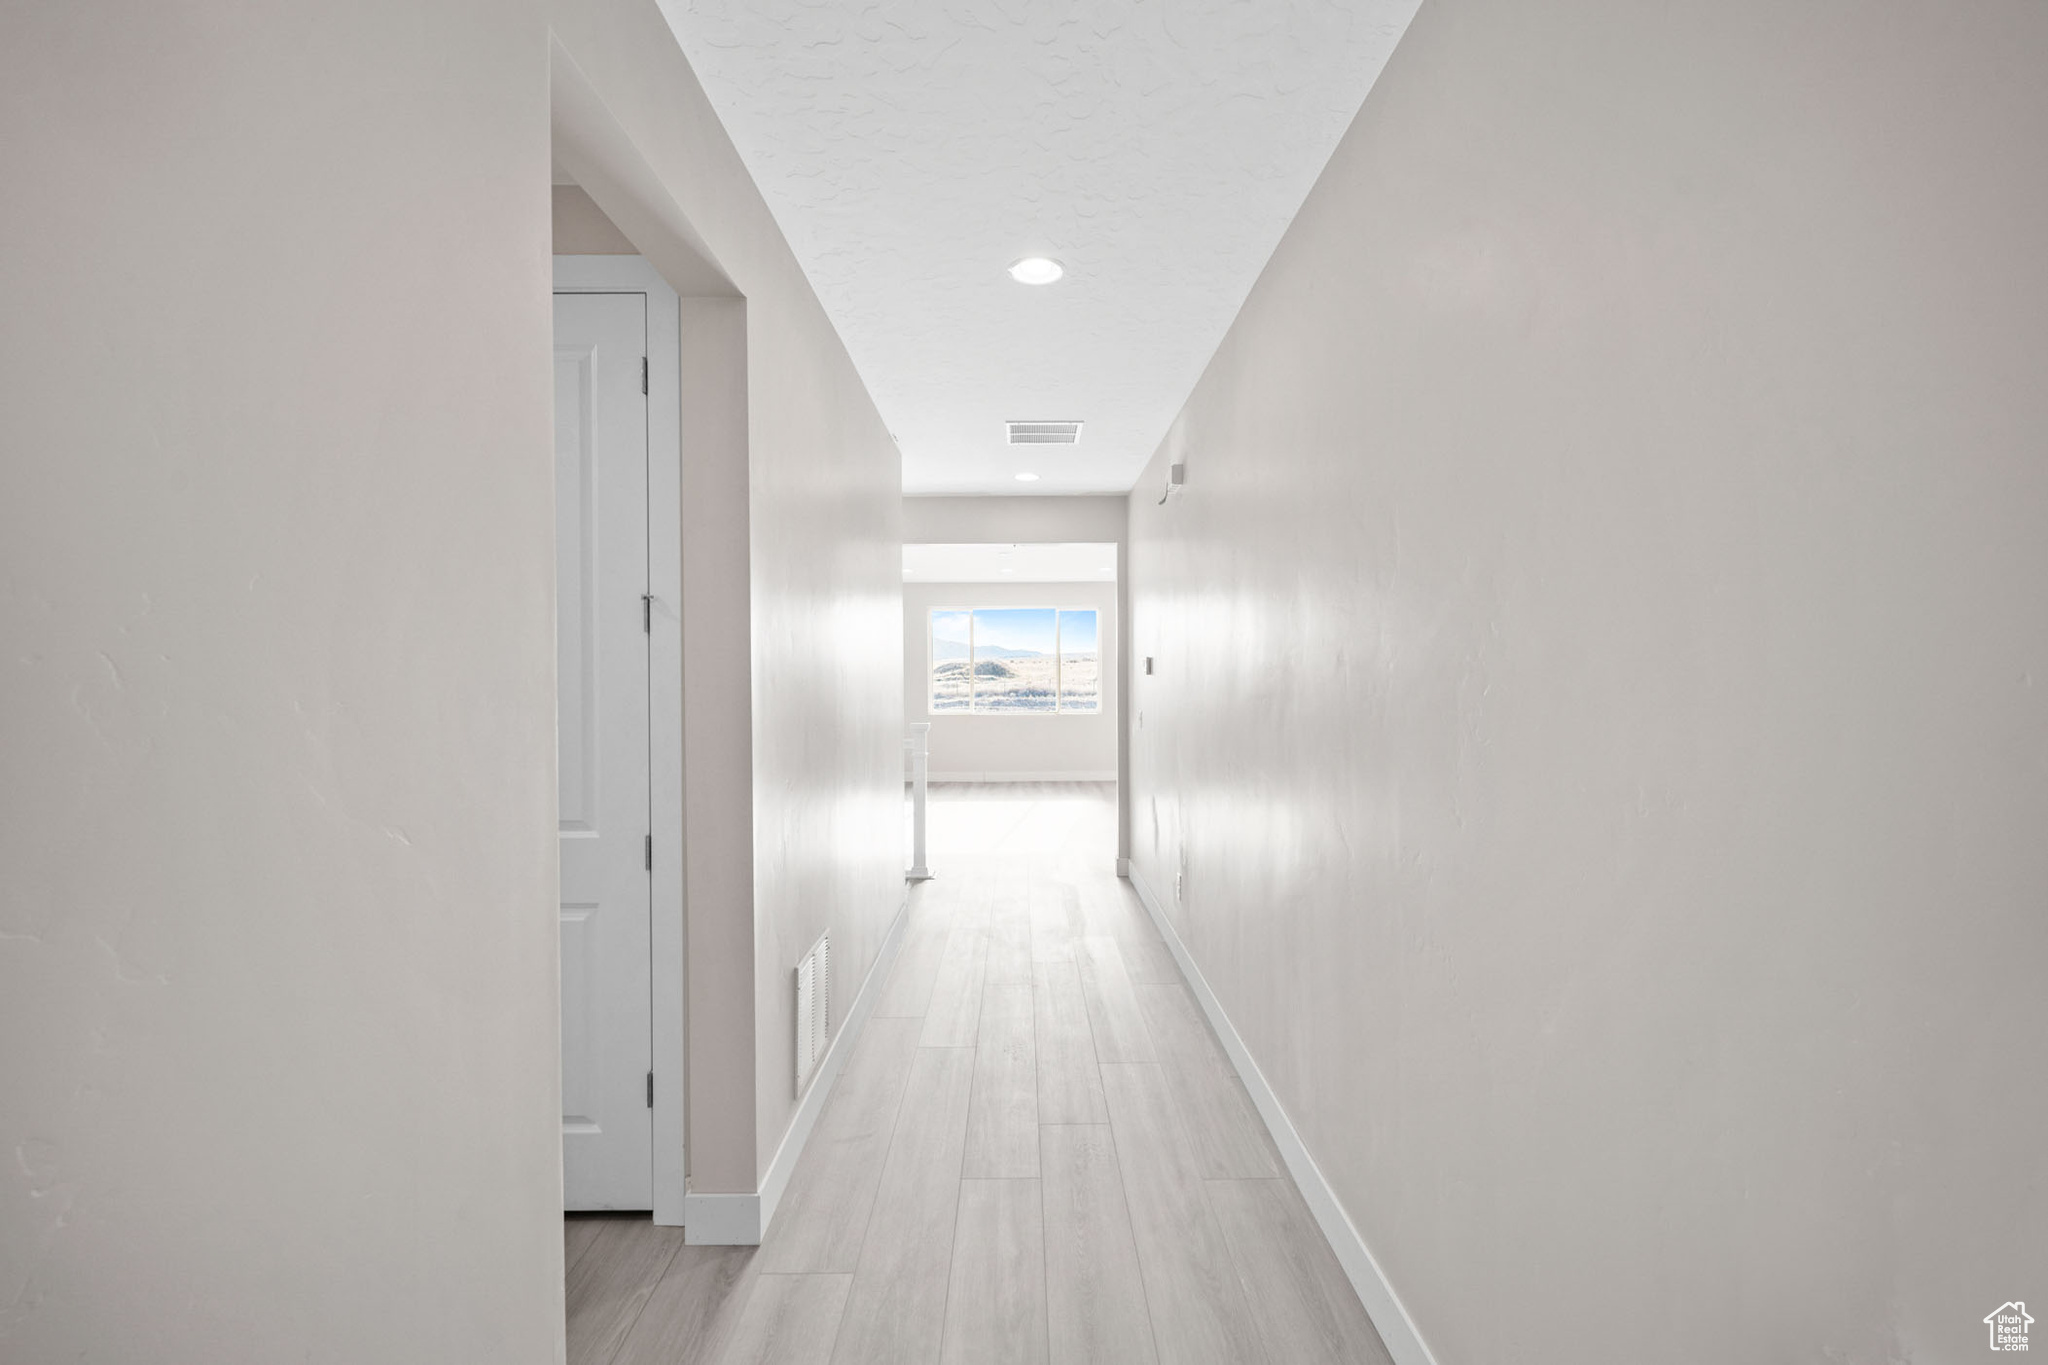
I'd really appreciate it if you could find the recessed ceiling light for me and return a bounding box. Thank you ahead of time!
[1007,257,1064,285]
[1014,472,1039,482]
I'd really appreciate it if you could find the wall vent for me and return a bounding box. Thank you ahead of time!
[1006,420,1083,445]
[794,931,831,1096]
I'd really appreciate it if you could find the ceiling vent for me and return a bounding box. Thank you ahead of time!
[1006,420,1083,445]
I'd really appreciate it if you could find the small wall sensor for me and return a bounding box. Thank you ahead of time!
[1156,461,1186,505]
[1144,656,1154,675]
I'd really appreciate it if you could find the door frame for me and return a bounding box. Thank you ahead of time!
[553,254,685,1225]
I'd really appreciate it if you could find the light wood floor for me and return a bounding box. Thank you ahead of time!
[567,782,1391,1365]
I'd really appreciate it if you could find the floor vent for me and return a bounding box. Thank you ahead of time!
[794,931,831,1096]
[1006,420,1082,445]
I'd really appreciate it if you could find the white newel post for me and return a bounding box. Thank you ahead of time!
[906,722,933,881]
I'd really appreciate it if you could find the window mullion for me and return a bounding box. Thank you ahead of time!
[1055,609,1064,713]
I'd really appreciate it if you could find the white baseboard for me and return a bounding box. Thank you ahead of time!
[677,1191,758,1246]
[925,770,1118,784]
[1124,865,1438,1365]
[682,892,911,1246]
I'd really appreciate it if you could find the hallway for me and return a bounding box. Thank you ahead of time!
[564,783,1390,1365]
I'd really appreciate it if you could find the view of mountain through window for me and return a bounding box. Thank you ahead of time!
[930,607,1099,713]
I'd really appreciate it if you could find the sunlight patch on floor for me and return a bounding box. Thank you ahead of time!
[919,782,1117,860]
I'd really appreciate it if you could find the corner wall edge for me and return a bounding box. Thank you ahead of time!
[686,891,912,1246]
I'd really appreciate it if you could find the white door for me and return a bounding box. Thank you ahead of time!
[555,291,653,1210]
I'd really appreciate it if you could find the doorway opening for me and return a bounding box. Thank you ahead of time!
[900,539,1122,879]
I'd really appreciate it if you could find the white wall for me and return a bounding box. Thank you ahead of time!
[904,581,1118,781]
[0,4,561,1359]
[1126,1,2048,1362]
[551,185,637,254]
[904,494,1127,546]
[0,0,900,1358]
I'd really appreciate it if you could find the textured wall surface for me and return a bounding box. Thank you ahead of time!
[0,0,902,1356]
[0,2,562,1359]
[663,0,1422,493]
[1126,1,2048,1361]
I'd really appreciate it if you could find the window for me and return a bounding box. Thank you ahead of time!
[929,607,1100,714]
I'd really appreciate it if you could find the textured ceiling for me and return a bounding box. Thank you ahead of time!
[657,0,1421,494]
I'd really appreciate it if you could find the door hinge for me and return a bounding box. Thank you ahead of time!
[645,833,653,871]
[641,356,649,395]
[646,1071,654,1108]
[642,593,653,633]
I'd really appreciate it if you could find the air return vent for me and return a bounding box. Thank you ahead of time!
[794,931,831,1096]
[1006,420,1083,445]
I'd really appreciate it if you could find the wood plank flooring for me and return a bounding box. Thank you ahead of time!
[567,782,1391,1365]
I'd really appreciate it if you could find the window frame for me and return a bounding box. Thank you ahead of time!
[927,604,1101,716]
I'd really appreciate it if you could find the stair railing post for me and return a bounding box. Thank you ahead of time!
[907,722,933,881]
